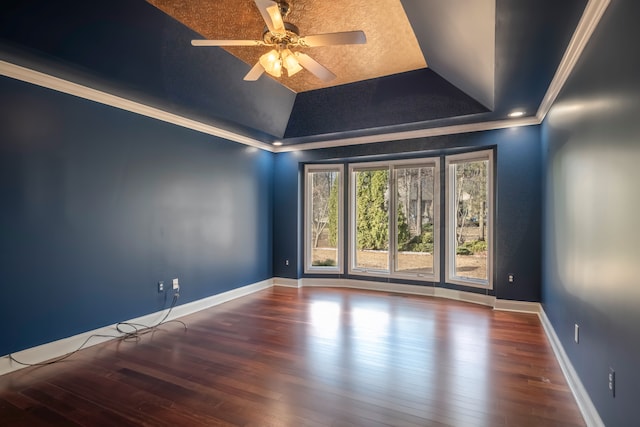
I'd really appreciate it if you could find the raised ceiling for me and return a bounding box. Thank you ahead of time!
[0,0,595,149]
[147,0,427,93]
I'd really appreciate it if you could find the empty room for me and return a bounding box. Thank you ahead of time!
[1,0,638,426]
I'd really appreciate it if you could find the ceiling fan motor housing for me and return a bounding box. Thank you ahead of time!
[263,22,300,45]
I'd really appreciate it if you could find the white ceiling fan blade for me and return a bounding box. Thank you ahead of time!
[191,39,264,47]
[294,52,336,82]
[298,31,367,47]
[266,4,285,33]
[254,0,285,34]
[244,61,266,81]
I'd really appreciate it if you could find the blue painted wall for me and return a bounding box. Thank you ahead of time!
[273,126,542,302]
[541,1,640,425]
[0,77,273,356]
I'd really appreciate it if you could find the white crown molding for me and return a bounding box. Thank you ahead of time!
[0,60,274,153]
[274,117,540,153]
[1,0,609,153]
[536,0,611,121]
[276,0,610,153]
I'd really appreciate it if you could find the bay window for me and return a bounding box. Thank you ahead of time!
[304,149,493,289]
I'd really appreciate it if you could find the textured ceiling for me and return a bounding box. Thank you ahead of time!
[147,0,427,93]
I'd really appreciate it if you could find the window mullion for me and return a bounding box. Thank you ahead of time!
[389,168,397,274]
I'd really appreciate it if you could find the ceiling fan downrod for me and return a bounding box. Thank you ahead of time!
[275,0,291,19]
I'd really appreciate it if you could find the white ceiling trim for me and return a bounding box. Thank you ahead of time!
[536,0,611,121]
[0,0,608,154]
[275,117,540,153]
[276,0,609,153]
[0,60,274,153]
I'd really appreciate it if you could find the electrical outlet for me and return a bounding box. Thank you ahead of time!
[158,281,164,292]
[608,367,615,397]
[172,278,179,291]
[285,259,289,266]
[508,274,515,283]
[574,324,579,343]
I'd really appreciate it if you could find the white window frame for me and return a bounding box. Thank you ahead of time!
[392,160,440,281]
[348,158,440,282]
[349,161,391,275]
[444,150,494,289]
[304,164,344,274]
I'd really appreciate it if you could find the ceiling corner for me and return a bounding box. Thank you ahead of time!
[401,0,496,110]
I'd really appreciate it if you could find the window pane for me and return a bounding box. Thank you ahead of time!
[396,166,435,274]
[354,169,389,271]
[452,160,489,281]
[309,170,340,268]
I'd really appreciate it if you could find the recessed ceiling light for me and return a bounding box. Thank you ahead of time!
[508,110,525,118]
[273,141,283,146]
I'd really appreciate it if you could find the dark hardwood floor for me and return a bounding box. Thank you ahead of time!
[0,287,585,426]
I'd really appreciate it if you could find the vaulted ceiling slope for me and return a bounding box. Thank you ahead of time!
[0,0,588,148]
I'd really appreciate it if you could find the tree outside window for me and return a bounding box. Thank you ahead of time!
[446,151,493,287]
[305,165,343,273]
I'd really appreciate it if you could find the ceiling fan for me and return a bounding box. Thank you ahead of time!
[191,0,367,82]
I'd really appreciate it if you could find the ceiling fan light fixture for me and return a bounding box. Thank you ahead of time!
[259,49,282,77]
[282,49,303,76]
[190,0,365,83]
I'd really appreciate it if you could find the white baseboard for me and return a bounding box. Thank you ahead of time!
[272,277,301,288]
[0,278,272,377]
[168,279,273,319]
[291,277,497,307]
[435,287,495,307]
[0,274,605,427]
[493,299,541,313]
[285,277,602,426]
[0,324,125,378]
[539,308,604,427]
[299,277,437,296]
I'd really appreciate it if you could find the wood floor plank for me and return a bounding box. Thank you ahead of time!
[0,287,586,426]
